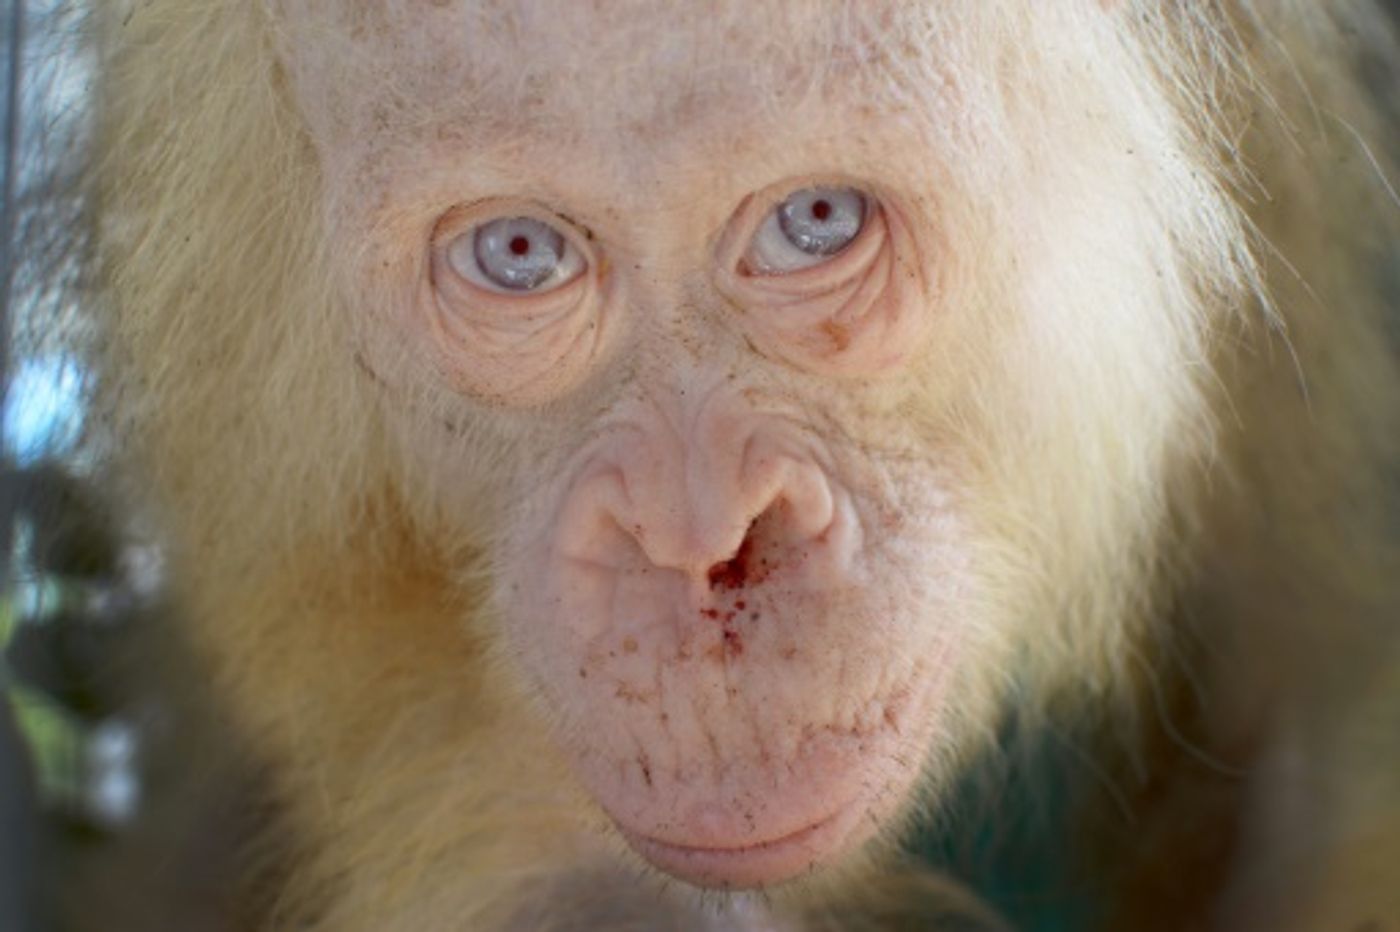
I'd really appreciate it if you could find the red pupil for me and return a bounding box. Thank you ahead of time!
[810,199,832,221]
[509,236,531,256]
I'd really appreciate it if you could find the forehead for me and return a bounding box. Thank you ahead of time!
[275,0,935,155]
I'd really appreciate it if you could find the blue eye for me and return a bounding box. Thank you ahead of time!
[777,188,865,256]
[744,187,868,275]
[448,216,584,294]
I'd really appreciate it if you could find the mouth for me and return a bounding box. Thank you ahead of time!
[616,799,864,889]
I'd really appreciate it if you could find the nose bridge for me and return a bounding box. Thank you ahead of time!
[616,377,788,579]
[684,381,767,552]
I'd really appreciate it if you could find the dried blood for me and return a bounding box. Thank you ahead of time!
[708,536,754,591]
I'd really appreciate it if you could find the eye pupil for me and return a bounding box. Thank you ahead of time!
[776,187,865,259]
[463,217,569,292]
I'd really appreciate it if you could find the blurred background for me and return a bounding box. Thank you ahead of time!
[0,3,184,929]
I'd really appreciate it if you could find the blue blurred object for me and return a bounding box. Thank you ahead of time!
[2,354,85,464]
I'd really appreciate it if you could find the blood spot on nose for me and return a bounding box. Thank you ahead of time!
[707,536,754,591]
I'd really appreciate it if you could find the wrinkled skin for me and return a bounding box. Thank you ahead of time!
[272,1,1007,888]
[260,0,1368,902]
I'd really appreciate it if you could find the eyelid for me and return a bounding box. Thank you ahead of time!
[714,181,886,290]
[430,200,593,305]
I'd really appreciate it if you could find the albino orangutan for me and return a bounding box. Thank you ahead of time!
[70,1,1400,929]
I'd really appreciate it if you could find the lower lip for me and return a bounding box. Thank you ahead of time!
[618,802,861,889]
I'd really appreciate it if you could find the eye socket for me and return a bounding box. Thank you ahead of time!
[445,216,585,295]
[743,187,868,275]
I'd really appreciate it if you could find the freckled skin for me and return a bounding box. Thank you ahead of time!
[502,356,963,885]
[276,0,968,888]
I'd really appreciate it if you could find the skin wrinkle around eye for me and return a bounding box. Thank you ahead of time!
[423,201,610,403]
[426,281,598,399]
[743,215,889,308]
[716,189,932,377]
[433,283,585,352]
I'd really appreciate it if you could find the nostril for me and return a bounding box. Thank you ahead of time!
[704,506,788,593]
[707,532,755,592]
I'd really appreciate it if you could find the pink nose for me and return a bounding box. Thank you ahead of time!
[552,400,839,591]
[623,450,836,586]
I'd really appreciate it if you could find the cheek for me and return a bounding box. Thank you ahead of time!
[493,446,977,888]
[321,195,431,391]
